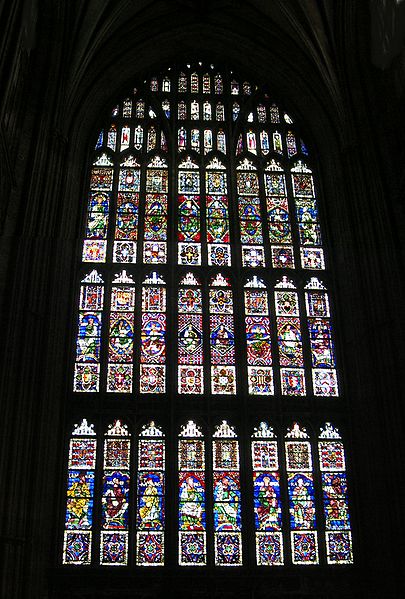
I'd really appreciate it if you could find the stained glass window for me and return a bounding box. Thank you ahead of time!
[264,159,293,268]
[237,159,265,268]
[63,419,96,564]
[136,422,165,565]
[216,102,225,121]
[206,157,231,266]
[291,161,325,269]
[143,156,168,264]
[67,62,352,571]
[178,273,203,394]
[213,421,242,565]
[305,278,339,396]
[100,420,131,565]
[74,270,104,392]
[82,154,112,263]
[178,156,201,265]
[178,421,206,565]
[244,276,273,395]
[252,422,283,565]
[140,272,166,394]
[318,423,353,564]
[107,270,135,393]
[113,155,140,263]
[209,274,236,395]
[275,276,305,396]
[285,423,319,565]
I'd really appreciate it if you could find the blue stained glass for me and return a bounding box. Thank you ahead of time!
[322,473,351,530]
[253,472,282,531]
[288,473,316,530]
[78,312,101,337]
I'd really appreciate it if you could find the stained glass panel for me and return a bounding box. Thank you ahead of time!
[275,278,305,395]
[143,156,168,264]
[178,157,201,265]
[206,157,231,266]
[107,271,135,393]
[237,160,265,267]
[178,422,206,565]
[178,273,203,394]
[113,155,140,262]
[305,278,339,396]
[252,423,283,565]
[136,423,165,565]
[291,161,325,270]
[83,154,113,263]
[209,275,236,394]
[213,422,242,565]
[140,273,166,394]
[264,160,294,267]
[285,424,319,564]
[63,420,96,565]
[100,421,130,565]
[74,271,104,392]
[244,277,273,395]
[319,424,353,564]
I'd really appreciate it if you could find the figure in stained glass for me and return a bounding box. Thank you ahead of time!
[77,313,101,361]
[214,474,241,530]
[277,319,302,366]
[66,471,94,528]
[138,473,164,529]
[108,315,133,361]
[179,473,205,530]
[322,473,350,529]
[289,474,316,529]
[102,471,129,528]
[254,473,281,530]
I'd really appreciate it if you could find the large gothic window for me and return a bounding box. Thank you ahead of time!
[63,63,353,568]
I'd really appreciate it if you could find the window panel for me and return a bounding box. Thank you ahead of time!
[74,270,104,392]
[136,422,165,565]
[319,424,353,564]
[107,271,135,393]
[178,273,204,394]
[236,159,265,267]
[275,277,305,396]
[82,154,112,263]
[178,157,201,265]
[140,272,166,394]
[100,421,131,565]
[244,277,274,395]
[264,160,294,268]
[178,421,206,565]
[291,161,325,270]
[285,423,319,565]
[63,420,96,564]
[252,423,283,565]
[213,422,242,565]
[305,278,339,396]
[209,274,236,395]
[143,156,168,264]
[206,157,231,266]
